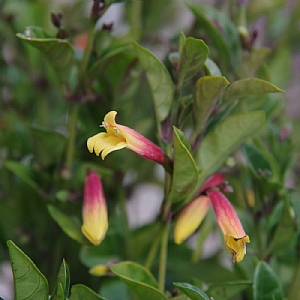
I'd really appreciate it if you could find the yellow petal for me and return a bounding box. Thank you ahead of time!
[225,234,250,263]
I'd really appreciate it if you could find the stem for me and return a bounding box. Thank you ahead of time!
[288,259,300,300]
[65,103,79,175]
[144,232,161,270]
[158,223,170,292]
[129,0,142,41]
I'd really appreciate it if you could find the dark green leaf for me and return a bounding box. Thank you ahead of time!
[253,262,284,300]
[110,261,168,300]
[223,78,284,103]
[133,42,174,122]
[51,260,70,299]
[179,36,209,88]
[196,111,266,186]
[207,280,252,300]
[7,240,49,300]
[16,26,74,83]
[194,76,229,133]
[47,205,89,245]
[173,282,210,300]
[70,284,107,300]
[4,161,40,192]
[168,127,198,204]
[187,3,241,69]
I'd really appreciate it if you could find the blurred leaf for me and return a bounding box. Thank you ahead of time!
[187,3,241,70]
[47,205,88,245]
[247,0,285,20]
[196,111,266,186]
[223,78,284,103]
[253,262,284,300]
[70,284,107,300]
[7,240,49,300]
[4,160,40,192]
[168,127,198,204]
[203,58,222,76]
[237,48,271,78]
[173,282,210,300]
[268,202,297,257]
[133,42,174,122]
[194,76,229,133]
[242,144,273,178]
[110,261,168,300]
[16,26,74,83]
[51,260,70,300]
[178,35,209,88]
[207,280,252,300]
[100,278,131,300]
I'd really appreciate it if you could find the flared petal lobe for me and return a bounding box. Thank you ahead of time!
[174,196,211,245]
[87,111,165,164]
[81,172,108,245]
[208,190,250,262]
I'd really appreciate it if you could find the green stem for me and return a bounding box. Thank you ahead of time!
[158,223,169,292]
[287,259,300,300]
[144,232,161,270]
[129,0,142,41]
[65,103,79,175]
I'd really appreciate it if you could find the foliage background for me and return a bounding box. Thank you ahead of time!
[0,0,300,299]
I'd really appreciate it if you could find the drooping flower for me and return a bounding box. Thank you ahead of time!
[207,190,250,263]
[174,173,250,263]
[87,111,165,164]
[81,171,108,245]
[174,195,211,245]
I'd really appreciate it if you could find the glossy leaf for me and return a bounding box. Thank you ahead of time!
[173,282,210,300]
[47,205,88,245]
[196,111,266,186]
[110,261,168,300]
[194,76,229,133]
[168,127,198,204]
[51,260,70,299]
[7,240,49,300]
[187,3,240,69]
[133,42,174,122]
[223,78,284,103]
[178,36,209,87]
[207,280,252,300]
[253,262,284,300]
[16,26,74,83]
[70,284,107,300]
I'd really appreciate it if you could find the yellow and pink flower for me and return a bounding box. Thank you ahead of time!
[81,171,108,245]
[87,111,165,164]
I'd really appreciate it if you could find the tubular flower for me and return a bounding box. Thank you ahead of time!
[174,196,211,245]
[81,172,108,245]
[87,111,165,164]
[208,190,250,263]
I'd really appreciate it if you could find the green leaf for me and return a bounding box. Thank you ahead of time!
[187,3,241,69]
[223,78,284,103]
[253,262,284,300]
[268,202,297,257]
[178,36,209,88]
[7,240,49,300]
[132,42,174,122]
[51,260,70,299]
[4,161,40,192]
[248,0,285,20]
[242,144,273,178]
[16,26,74,83]
[110,261,168,300]
[203,58,222,76]
[173,282,210,300]
[207,280,252,300]
[196,111,266,186]
[194,76,229,133]
[47,205,88,245]
[70,284,107,300]
[168,127,198,204]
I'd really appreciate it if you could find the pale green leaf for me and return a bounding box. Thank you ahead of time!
[70,284,107,300]
[173,282,210,300]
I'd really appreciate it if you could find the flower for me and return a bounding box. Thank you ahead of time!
[174,174,250,263]
[81,171,108,245]
[87,111,165,164]
[208,190,250,263]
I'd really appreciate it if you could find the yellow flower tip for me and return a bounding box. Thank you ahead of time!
[174,196,211,245]
[81,220,108,246]
[89,264,109,276]
[225,234,250,263]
